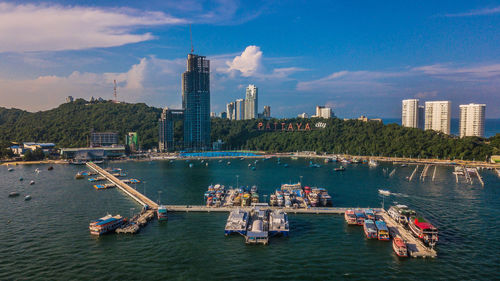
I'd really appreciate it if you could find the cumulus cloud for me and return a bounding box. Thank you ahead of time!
[0,3,185,52]
[224,45,263,77]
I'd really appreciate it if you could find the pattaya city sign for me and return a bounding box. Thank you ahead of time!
[258,122,326,131]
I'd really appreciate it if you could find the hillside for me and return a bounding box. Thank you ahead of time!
[0,99,162,149]
[0,101,498,161]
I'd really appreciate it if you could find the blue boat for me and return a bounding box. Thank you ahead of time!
[363,219,378,239]
[375,220,390,240]
[354,210,366,225]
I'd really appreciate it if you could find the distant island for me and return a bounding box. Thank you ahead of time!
[0,99,499,161]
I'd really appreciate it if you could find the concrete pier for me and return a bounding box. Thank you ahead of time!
[379,212,437,258]
[163,205,382,214]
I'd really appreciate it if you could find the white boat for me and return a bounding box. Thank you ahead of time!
[8,167,14,172]
[30,180,35,185]
[378,189,390,196]
[24,195,32,201]
[368,159,379,167]
[224,209,249,235]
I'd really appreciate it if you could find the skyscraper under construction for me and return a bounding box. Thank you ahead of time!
[182,54,211,151]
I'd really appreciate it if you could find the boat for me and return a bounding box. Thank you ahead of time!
[334,166,345,171]
[378,189,391,196]
[89,214,126,235]
[409,216,438,247]
[269,194,277,206]
[75,173,84,179]
[157,205,168,221]
[364,209,376,220]
[392,236,408,257]
[47,166,54,171]
[363,219,378,239]
[291,156,298,160]
[19,177,23,181]
[24,195,32,201]
[318,188,332,206]
[269,209,289,236]
[93,183,115,190]
[368,159,379,167]
[29,180,35,185]
[388,205,416,225]
[8,192,20,197]
[224,209,249,235]
[245,208,269,245]
[189,163,194,168]
[8,167,14,172]
[354,210,366,225]
[344,209,357,225]
[374,220,390,240]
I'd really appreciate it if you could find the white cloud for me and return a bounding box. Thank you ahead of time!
[443,6,500,17]
[412,63,500,81]
[415,91,438,99]
[0,3,185,52]
[224,45,263,77]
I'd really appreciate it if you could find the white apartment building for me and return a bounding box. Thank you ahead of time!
[425,101,451,134]
[402,99,420,128]
[314,106,332,118]
[459,103,486,137]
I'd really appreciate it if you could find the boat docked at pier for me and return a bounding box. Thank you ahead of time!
[392,236,408,257]
[354,210,366,225]
[368,159,379,167]
[269,209,289,236]
[89,214,126,236]
[409,216,438,247]
[344,209,357,225]
[364,209,376,220]
[388,205,416,225]
[225,209,249,236]
[245,208,269,245]
[157,205,168,221]
[363,219,378,239]
[374,220,390,241]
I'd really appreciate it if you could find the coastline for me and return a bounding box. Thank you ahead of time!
[1,159,68,166]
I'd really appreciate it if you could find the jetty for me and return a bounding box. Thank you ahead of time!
[420,164,431,182]
[408,165,419,182]
[379,211,437,258]
[86,162,158,209]
[163,205,382,214]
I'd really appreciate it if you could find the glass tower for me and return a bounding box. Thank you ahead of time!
[182,54,210,151]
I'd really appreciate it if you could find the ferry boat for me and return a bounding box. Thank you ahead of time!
[246,208,269,245]
[392,236,408,257]
[269,209,289,236]
[363,219,378,239]
[318,188,332,206]
[409,216,438,247]
[344,209,357,225]
[354,210,366,225]
[225,209,249,235]
[388,205,416,225]
[157,205,168,221]
[364,209,376,220]
[89,214,126,235]
[374,220,390,240]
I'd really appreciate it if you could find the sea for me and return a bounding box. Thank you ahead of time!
[1,159,499,280]
[384,118,500,138]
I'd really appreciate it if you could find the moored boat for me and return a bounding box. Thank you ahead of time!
[378,189,390,196]
[354,210,366,225]
[409,216,438,247]
[392,236,408,257]
[157,205,168,221]
[89,214,126,235]
[334,166,345,171]
[8,192,20,197]
[344,209,357,225]
[388,205,416,225]
[374,220,390,240]
[225,209,249,235]
[364,209,376,220]
[363,219,378,239]
[269,209,289,236]
[24,195,32,201]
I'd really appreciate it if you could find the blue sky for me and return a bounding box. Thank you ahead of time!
[0,0,499,118]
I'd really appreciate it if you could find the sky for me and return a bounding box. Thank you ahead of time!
[0,0,499,118]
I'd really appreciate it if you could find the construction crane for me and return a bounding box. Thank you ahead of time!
[190,24,194,53]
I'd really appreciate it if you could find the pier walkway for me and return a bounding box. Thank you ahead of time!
[86,162,158,209]
[163,205,382,214]
[379,212,437,258]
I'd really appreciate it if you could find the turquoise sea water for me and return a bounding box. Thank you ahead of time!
[1,159,499,280]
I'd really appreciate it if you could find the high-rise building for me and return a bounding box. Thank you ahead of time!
[298,113,308,118]
[220,112,227,119]
[235,99,245,120]
[182,54,210,151]
[263,105,271,118]
[90,131,118,147]
[125,132,138,152]
[314,106,332,118]
[159,107,184,152]
[244,84,258,120]
[418,105,425,130]
[425,101,451,134]
[402,99,420,128]
[459,103,486,138]
[226,102,235,120]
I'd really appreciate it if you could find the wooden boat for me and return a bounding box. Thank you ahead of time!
[392,236,408,257]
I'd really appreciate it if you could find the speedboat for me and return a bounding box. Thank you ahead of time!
[9,192,20,197]
[24,195,32,201]
[30,180,35,185]
[378,189,390,196]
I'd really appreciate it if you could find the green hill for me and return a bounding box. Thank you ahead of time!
[0,100,498,161]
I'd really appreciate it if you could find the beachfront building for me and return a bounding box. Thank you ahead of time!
[235,99,245,120]
[459,103,486,138]
[182,53,211,151]
[244,84,258,120]
[298,112,308,118]
[425,101,451,134]
[90,131,118,147]
[402,99,420,128]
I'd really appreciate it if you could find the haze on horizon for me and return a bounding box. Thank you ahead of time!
[0,0,499,119]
